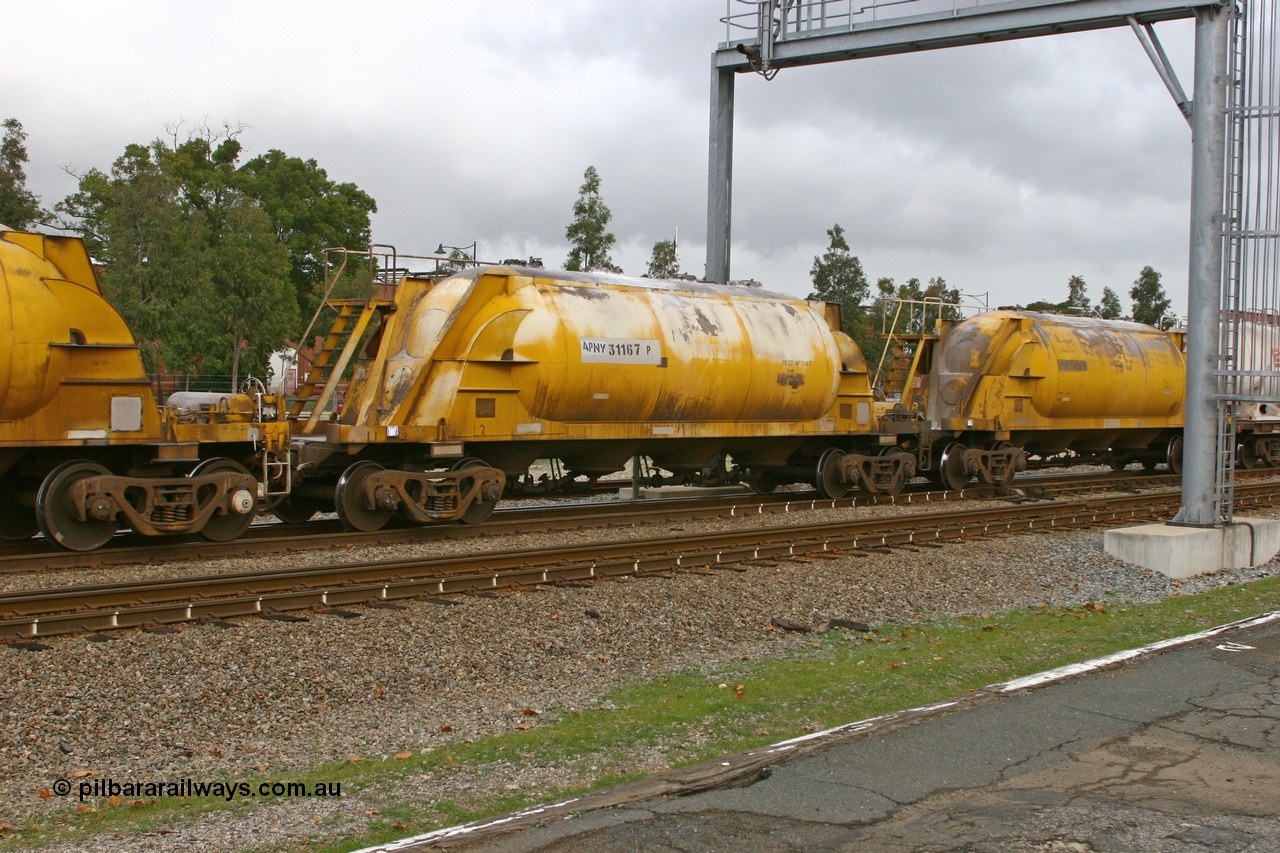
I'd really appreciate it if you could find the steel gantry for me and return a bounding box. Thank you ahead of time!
[706,0,1279,558]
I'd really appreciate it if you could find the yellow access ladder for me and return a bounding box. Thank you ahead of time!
[288,299,390,434]
[878,339,918,400]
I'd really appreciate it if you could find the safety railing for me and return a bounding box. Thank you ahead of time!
[871,296,987,395]
[722,0,995,45]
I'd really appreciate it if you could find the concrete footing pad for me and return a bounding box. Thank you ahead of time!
[1104,516,1280,578]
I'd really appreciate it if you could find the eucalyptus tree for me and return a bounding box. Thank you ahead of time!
[1130,266,1173,328]
[565,165,616,271]
[646,238,680,278]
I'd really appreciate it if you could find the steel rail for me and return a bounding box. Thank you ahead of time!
[0,469,1186,573]
[2,482,1276,640]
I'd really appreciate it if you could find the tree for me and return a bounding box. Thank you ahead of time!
[862,276,899,368]
[237,149,377,319]
[809,224,881,363]
[807,224,869,335]
[922,276,962,311]
[869,274,961,335]
[646,238,680,278]
[1024,299,1062,312]
[1026,275,1090,313]
[59,142,213,371]
[1066,275,1089,310]
[1130,266,1173,328]
[564,166,616,271]
[0,118,45,229]
[1096,286,1123,319]
[206,202,295,388]
[862,274,963,375]
[434,248,472,277]
[58,128,317,380]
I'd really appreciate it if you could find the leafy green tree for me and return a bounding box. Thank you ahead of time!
[435,248,473,276]
[1096,286,1123,319]
[206,202,296,387]
[871,276,897,324]
[1130,265,1173,328]
[1066,275,1089,310]
[807,223,869,338]
[1026,275,1090,313]
[864,275,962,384]
[237,149,376,319]
[808,224,890,367]
[59,129,308,381]
[906,277,960,329]
[862,276,900,368]
[646,238,680,278]
[0,118,45,229]
[565,166,616,271]
[164,132,241,233]
[922,276,960,307]
[59,142,213,370]
[915,277,964,334]
[1024,299,1063,312]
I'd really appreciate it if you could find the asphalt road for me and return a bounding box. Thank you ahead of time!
[405,613,1280,853]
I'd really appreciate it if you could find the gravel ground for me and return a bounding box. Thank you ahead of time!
[2,487,1279,852]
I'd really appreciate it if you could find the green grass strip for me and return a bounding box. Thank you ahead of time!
[7,576,1278,852]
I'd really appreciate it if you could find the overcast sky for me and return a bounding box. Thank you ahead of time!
[5,0,1198,314]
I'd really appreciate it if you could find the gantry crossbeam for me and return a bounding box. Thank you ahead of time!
[713,0,1219,70]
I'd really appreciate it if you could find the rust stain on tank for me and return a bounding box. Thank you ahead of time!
[692,307,719,336]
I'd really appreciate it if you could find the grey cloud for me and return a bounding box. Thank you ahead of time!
[5,0,1197,314]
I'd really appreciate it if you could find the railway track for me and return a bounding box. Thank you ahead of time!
[4,479,1277,642]
[0,468,1188,573]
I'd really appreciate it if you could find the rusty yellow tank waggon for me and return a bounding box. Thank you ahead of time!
[292,265,912,532]
[341,267,866,444]
[0,229,289,550]
[891,309,1186,490]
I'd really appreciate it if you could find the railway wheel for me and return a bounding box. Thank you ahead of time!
[746,470,779,495]
[335,461,394,532]
[1166,435,1184,475]
[454,457,500,524]
[1106,452,1130,472]
[1238,440,1264,470]
[814,448,849,499]
[271,497,323,524]
[191,458,257,542]
[937,442,971,491]
[36,461,118,551]
[1140,457,1159,472]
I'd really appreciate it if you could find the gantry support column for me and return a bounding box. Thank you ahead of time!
[1104,0,1279,575]
[1174,1,1232,527]
[705,63,735,284]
